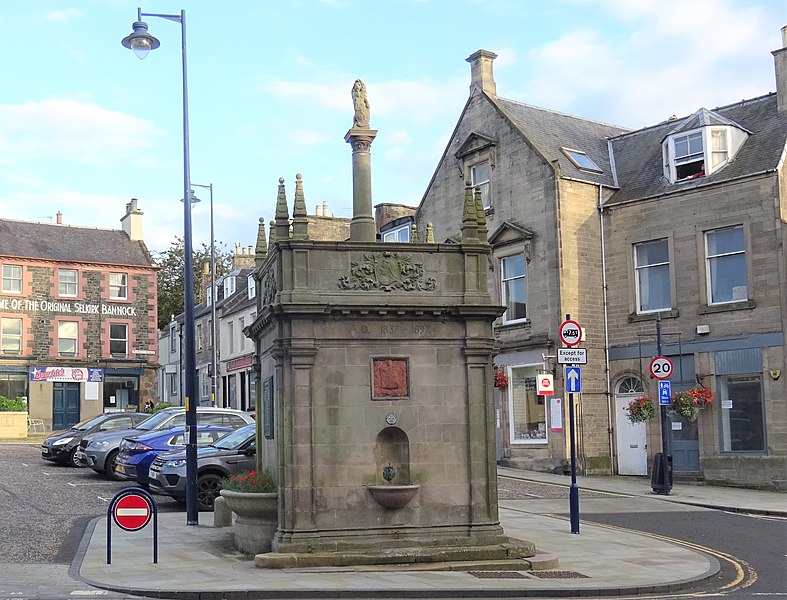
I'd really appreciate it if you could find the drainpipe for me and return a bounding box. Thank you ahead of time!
[597,184,615,473]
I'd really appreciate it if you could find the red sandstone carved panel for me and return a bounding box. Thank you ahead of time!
[372,358,409,399]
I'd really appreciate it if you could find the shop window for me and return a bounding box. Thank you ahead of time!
[501,254,526,323]
[0,373,27,398]
[109,323,128,356]
[634,239,671,313]
[109,272,128,300]
[508,365,547,443]
[705,226,747,305]
[58,321,78,356]
[719,374,765,453]
[1,317,22,354]
[2,265,22,294]
[58,269,78,297]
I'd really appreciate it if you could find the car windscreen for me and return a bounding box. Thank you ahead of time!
[74,415,110,430]
[211,424,255,450]
[135,410,180,431]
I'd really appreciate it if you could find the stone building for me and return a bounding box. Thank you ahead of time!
[0,200,158,430]
[415,32,787,489]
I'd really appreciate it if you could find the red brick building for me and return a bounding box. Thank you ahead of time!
[0,200,157,430]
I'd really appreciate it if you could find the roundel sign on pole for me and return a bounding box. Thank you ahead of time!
[559,319,582,347]
[113,493,152,532]
[649,356,674,380]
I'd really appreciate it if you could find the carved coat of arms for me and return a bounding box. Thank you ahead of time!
[338,252,436,292]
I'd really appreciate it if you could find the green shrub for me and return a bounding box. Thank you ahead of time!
[0,396,27,412]
[148,402,176,414]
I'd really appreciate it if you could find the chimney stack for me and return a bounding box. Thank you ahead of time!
[56,211,63,225]
[773,26,787,113]
[120,198,144,241]
[466,49,498,98]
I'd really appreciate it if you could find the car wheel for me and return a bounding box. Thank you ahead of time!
[196,473,223,511]
[105,450,121,481]
[68,447,81,468]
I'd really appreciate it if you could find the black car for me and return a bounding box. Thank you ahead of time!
[41,412,148,467]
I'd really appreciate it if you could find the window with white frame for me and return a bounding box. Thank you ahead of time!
[634,239,670,313]
[705,226,747,305]
[238,317,245,350]
[109,323,128,356]
[170,326,177,353]
[109,272,128,300]
[382,223,410,243]
[508,365,547,443]
[201,368,210,399]
[168,372,177,396]
[663,126,737,183]
[228,321,235,354]
[470,162,491,209]
[224,276,236,298]
[2,265,22,294]
[673,131,704,180]
[58,269,78,297]
[58,321,78,356]
[247,275,256,299]
[1,317,22,354]
[719,374,765,452]
[501,254,526,323]
[197,323,203,350]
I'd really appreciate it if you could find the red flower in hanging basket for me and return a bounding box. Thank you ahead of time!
[493,367,509,388]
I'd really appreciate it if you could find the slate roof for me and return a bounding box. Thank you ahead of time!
[0,219,154,267]
[492,96,630,187]
[606,93,787,205]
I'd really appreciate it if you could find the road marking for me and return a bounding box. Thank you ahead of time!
[70,591,109,596]
[97,495,112,502]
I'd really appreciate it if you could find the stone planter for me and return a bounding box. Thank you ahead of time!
[367,484,420,509]
[0,412,28,439]
[219,490,278,554]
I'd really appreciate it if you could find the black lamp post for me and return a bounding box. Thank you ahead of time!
[122,7,199,525]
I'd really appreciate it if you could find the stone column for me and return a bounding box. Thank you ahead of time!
[345,128,378,241]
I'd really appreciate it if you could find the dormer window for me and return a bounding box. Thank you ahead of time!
[662,114,746,184]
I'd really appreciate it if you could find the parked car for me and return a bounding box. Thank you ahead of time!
[75,407,255,480]
[148,423,257,511]
[40,412,148,467]
[113,425,232,487]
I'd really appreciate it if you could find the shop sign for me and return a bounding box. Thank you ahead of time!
[0,297,137,317]
[227,355,254,372]
[29,366,104,382]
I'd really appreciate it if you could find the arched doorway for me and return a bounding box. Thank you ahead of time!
[614,376,648,475]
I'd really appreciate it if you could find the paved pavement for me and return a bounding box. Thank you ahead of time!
[3,436,785,599]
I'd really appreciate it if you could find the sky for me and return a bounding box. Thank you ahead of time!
[1,0,785,257]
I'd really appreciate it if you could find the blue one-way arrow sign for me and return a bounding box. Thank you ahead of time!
[565,366,581,393]
[659,380,672,405]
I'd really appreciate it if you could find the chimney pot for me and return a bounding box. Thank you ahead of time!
[56,211,63,225]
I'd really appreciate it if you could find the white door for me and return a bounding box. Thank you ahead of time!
[615,394,647,475]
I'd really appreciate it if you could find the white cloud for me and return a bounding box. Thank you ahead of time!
[46,9,80,24]
[0,99,164,165]
[291,129,330,145]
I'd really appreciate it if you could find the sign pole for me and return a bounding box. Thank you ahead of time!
[563,314,580,534]
[655,315,672,495]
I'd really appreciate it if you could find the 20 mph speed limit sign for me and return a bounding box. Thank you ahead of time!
[559,319,582,347]
[649,356,674,380]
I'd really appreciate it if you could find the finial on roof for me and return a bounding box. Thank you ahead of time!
[460,180,479,242]
[274,177,290,241]
[426,222,435,244]
[411,222,418,243]
[268,219,276,249]
[255,217,268,266]
[291,173,309,240]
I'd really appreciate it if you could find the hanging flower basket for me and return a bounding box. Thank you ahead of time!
[493,367,509,388]
[624,395,656,424]
[669,386,714,422]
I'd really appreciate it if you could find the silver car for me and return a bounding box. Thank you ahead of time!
[148,423,257,511]
[75,407,254,480]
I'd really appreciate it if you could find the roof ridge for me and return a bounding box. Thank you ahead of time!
[0,217,123,234]
[495,96,631,132]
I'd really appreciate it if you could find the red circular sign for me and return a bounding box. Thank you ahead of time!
[649,356,674,380]
[559,319,582,347]
[113,493,152,532]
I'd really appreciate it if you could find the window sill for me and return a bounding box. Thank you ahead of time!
[698,300,756,314]
[495,319,530,332]
[627,309,679,323]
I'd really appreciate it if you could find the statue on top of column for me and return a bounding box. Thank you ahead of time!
[352,79,370,129]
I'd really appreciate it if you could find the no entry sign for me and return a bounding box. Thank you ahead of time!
[107,487,158,565]
[112,492,152,532]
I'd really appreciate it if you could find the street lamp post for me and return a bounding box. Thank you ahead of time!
[192,183,218,407]
[122,7,199,525]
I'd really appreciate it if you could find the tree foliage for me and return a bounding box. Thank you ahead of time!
[154,237,234,329]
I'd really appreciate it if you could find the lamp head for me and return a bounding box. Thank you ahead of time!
[181,190,201,205]
[121,20,160,60]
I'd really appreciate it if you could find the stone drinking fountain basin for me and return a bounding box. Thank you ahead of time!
[367,463,419,509]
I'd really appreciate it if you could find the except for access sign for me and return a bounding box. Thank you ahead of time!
[649,356,674,380]
[559,319,582,347]
[112,493,152,532]
[557,347,587,364]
